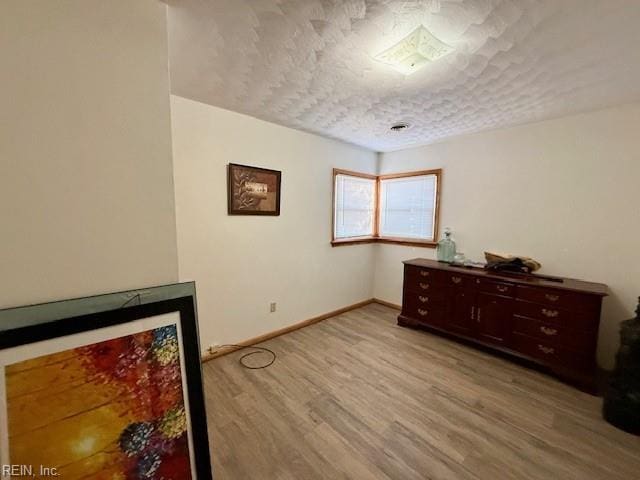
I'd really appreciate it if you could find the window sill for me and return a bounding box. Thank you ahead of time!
[331,237,377,247]
[377,237,437,248]
[331,237,437,248]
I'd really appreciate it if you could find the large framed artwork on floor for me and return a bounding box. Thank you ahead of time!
[0,293,212,480]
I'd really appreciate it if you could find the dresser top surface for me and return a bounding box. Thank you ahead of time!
[403,258,608,296]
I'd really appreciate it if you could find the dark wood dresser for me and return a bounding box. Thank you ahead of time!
[398,258,608,393]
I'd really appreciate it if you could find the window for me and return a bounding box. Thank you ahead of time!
[333,170,376,240]
[332,169,441,247]
[379,173,438,241]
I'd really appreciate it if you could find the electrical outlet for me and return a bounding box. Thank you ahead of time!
[270,302,277,313]
[207,343,221,355]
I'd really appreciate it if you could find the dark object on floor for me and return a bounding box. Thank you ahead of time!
[222,344,276,369]
[603,297,640,435]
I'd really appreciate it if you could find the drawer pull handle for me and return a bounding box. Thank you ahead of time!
[540,326,558,336]
[419,283,430,290]
[418,296,429,303]
[420,271,430,277]
[451,276,462,284]
[496,285,508,293]
[545,294,560,302]
[541,308,559,318]
[537,344,555,355]
[418,309,429,316]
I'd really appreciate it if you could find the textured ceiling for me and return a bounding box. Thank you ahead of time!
[168,0,640,152]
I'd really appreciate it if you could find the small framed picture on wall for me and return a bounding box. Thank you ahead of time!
[227,163,281,215]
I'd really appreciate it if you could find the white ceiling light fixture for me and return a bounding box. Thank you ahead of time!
[374,25,453,75]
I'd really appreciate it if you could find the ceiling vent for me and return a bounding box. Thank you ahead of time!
[390,122,411,132]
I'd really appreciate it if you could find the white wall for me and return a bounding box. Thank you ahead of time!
[0,1,178,309]
[374,102,640,369]
[171,96,377,351]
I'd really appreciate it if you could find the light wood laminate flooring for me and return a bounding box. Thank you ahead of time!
[202,303,640,479]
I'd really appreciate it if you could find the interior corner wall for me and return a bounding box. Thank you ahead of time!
[0,1,178,309]
[170,95,377,352]
[373,102,640,369]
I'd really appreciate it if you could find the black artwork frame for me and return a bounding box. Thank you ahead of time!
[0,296,213,480]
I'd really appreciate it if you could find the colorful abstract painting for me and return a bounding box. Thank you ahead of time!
[4,324,193,479]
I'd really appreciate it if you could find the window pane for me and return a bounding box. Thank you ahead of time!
[334,174,375,239]
[379,174,437,240]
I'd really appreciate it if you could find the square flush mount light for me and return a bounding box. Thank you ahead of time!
[374,25,453,75]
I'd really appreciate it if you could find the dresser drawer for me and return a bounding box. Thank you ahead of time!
[512,315,596,353]
[404,266,442,292]
[403,289,448,307]
[405,265,440,282]
[514,300,598,330]
[442,272,474,288]
[513,333,564,365]
[512,333,593,370]
[478,279,515,297]
[405,278,439,293]
[517,286,600,312]
[513,315,564,345]
[403,303,445,327]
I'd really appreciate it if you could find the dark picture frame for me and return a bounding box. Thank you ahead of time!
[0,296,213,480]
[227,163,281,215]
